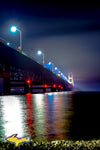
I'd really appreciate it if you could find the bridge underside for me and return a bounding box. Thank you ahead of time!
[0,41,72,94]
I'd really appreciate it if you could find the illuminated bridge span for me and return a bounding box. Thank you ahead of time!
[0,40,72,94]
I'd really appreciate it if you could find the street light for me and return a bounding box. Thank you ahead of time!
[54,67,57,70]
[7,42,10,46]
[54,67,58,74]
[10,25,22,50]
[37,50,45,65]
[48,62,52,65]
[11,26,17,32]
[45,62,52,70]
[37,50,42,55]
[45,61,54,71]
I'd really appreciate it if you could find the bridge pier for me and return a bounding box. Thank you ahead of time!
[0,73,10,95]
[43,88,46,93]
[3,78,10,95]
[51,87,57,92]
[24,84,31,94]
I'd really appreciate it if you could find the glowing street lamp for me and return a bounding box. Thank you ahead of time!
[7,42,10,46]
[48,62,52,65]
[54,67,58,74]
[37,50,45,65]
[45,62,52,70]
[49,62,54,72]
[10,25,22,50]
[45,61,54,71]
[37,50,42,55]
[54,67,57,70]
[11,26,17,32]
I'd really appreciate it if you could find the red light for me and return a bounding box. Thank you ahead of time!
[26,80,31,84]
[61,86,63,89]
[68,85,71,88]
[53,84,56,88]
[44,84,48,88]
[2,68,5,71]
[58,85,61,88]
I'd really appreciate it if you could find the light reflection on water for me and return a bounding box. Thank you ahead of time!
[0,95,26,139]
[0,92,73,141]
[1,92,100,141]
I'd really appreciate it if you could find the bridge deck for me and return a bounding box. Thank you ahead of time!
[0,41,72,94]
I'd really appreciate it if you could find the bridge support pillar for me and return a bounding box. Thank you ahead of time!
[51,88,56,92]
[3,78,10,95]
[58,89,61,92]
[43,88,46,93]
[24,84,31,93]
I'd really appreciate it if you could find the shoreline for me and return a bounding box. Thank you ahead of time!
[1,139,100,150]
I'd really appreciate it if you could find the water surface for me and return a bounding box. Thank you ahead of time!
[0,92,100,141]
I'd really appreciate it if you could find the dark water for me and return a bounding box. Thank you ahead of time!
[0,91,100,141]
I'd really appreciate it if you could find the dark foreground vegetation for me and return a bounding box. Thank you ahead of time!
[1,139,100,150]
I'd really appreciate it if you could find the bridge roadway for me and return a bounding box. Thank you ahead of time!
[0,40,72,94]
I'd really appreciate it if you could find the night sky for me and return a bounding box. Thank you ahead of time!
[0,1,100,91]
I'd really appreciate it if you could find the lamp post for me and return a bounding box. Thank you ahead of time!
[45,62,55,71]
[10,25,22,50]
[54,67,58,74]
[37,50,45,65]
[48,62,54,72]
[51,62,54,72]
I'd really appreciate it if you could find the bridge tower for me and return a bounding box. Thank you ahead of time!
[68,72,74,86]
